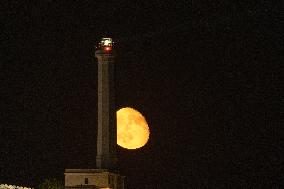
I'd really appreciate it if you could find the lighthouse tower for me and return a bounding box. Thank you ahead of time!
[64,38,125,189]
[96,38,117,170]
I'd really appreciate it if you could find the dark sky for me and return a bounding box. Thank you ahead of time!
[1,0,282,188]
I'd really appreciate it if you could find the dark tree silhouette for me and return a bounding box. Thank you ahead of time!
[39,179,64,189]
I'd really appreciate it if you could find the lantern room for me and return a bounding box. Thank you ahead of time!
[98,37,113,52]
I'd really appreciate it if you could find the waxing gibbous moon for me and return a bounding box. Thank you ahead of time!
[117,107,150,149]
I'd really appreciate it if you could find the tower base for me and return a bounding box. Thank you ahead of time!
[64,169,125,189]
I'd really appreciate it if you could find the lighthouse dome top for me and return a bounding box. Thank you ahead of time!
[101,38,112,46]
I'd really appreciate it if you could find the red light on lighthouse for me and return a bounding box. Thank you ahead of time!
[104,46,112,51]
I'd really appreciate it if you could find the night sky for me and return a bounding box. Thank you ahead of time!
[1,1,282,188]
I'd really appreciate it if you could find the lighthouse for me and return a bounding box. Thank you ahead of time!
[64,38,125,189]
[96,38,117,170]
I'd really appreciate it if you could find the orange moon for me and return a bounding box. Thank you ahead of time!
[117,107,150,149]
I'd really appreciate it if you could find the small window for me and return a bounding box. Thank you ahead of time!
[85,178,89,184]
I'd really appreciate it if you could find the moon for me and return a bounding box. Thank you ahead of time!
[117,107,150,149]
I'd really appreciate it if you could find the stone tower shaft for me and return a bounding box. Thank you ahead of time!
[95,49,117,170]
